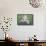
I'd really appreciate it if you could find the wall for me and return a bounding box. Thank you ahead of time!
[0,0,46,40]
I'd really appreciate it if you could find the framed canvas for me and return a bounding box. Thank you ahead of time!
[17,14,33,25]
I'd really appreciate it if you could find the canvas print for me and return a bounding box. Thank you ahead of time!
[17,14,33,25]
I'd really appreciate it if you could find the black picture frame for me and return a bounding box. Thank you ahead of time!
[17,14,33,25]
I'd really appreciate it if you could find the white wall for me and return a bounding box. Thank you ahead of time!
[0,0,46,40]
